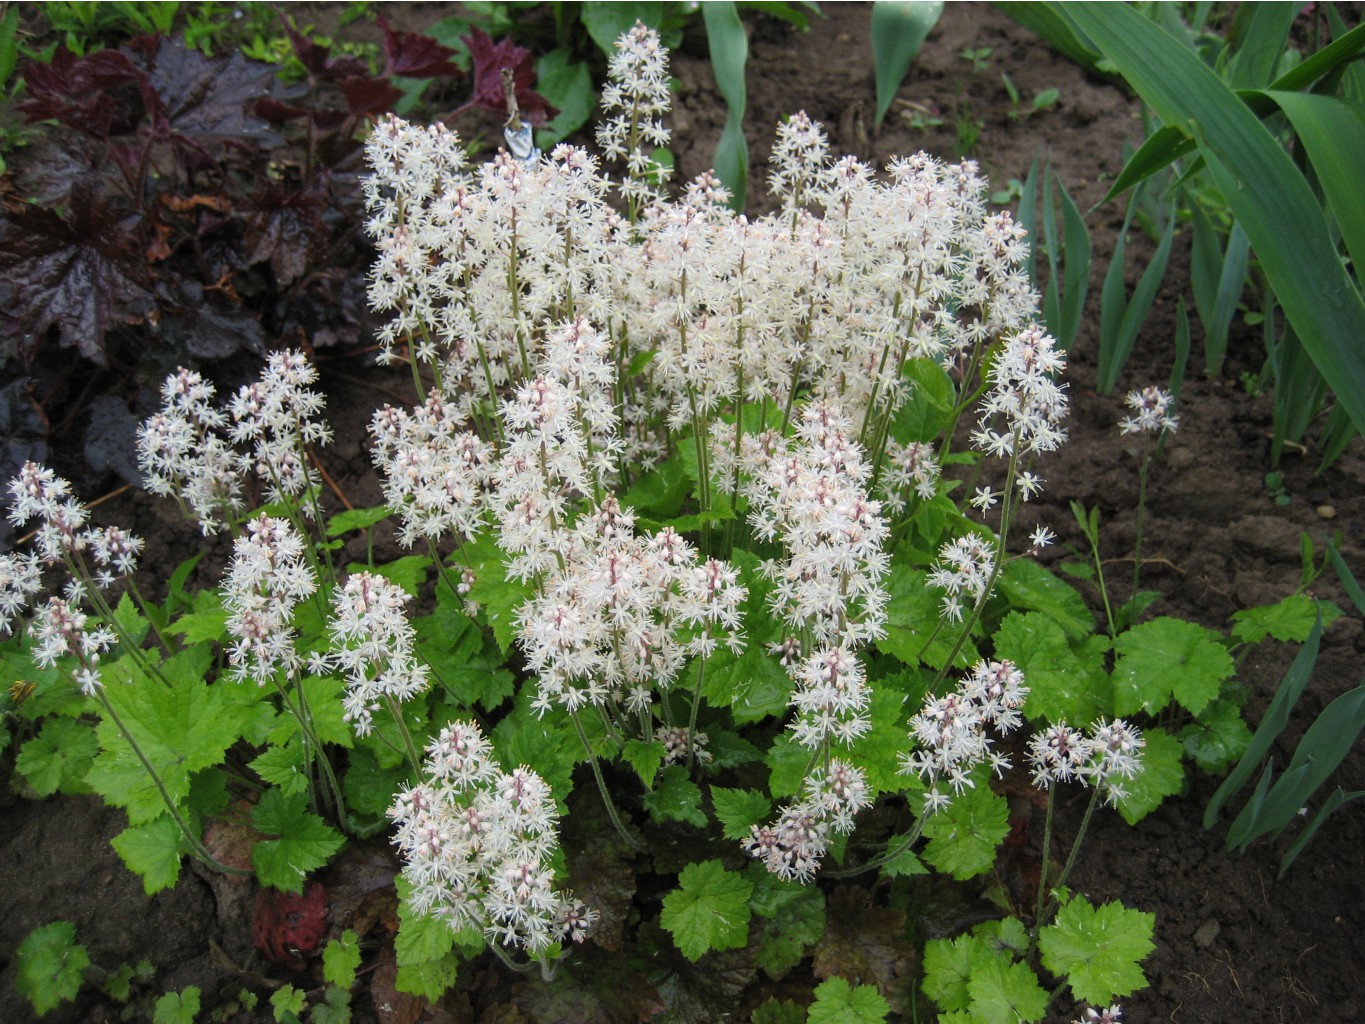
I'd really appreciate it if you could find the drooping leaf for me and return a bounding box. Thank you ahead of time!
[660,859,753,961]
[1038,895,1155,1005]
[1231,593,1342,644]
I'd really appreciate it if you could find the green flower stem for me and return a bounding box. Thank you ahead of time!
[570,708,643,850]
[94,689,251,877]
[272,678,352,836]
[124,577,178,656]
[685,652,708,770]
[1032,787,1057,931]
[1040,786,1102,926]
[384,694,423,777]
[824,815,928,879]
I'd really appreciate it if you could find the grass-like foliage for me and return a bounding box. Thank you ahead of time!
[4,19,1349,1024]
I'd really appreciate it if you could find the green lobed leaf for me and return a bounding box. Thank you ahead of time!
[890,358,956,443]
[994,611,1110,725]
[921,782,1011,880]
[465,530,536,655]
[111,814,184,894]
[996,551,1094,638]
[16,715,98,796]
[250,788,345,893]
[701,642,791,722]
[751,876,825,980]
[1231,593,1342,644]
[712,786,772,840]
[751,998,806,1024]
[308,986,351,1024]
[808,976,890,1024]
[325,505,391,537]
[1112,616,1233,717]
[1179,698,1252,774]
[660,859,753,961]
[349,555,430,598]
[170,589,228,644]
[644,764,708,828]
[271,986,306,1019]
[1115,726,1186,825]
[88,646,251,824]
[879,565,979,670]
[492,697,581,808]
[622,738,667,788]
[965,957,1048,1024]
[764,731,809,799]
[15,921,89,1015]
[922,934,986,1014]
[851,673,917,796]
[249,740,310,797]
[152,986,201,1024]
[323,930,361,989]
[1038,895,1155,1005]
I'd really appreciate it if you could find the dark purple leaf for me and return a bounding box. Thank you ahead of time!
[378,15,464,79]
[0,192,153,362]
[462,27,556,126]
[12,133,109,208]
[339,76,404,120]
[0,379,48,550]
[158,279,267,361]
[284,19,369,80]
[84,394,141,486]
[242,179,329,286]
[811,886,916,1009]
[562,785,640,952]
[142,38,284,156]
[19,47,149,136]
[512,952,664,1024]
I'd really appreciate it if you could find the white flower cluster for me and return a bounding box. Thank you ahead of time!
[928,532,996,624]
[519,500,746,717]
[0,551,42,635]
[596,20,672,208]
[370,390,493,548]
[137,369,244,535]
[746,403,890,649]
[1074,1005,1123,1024]
[221,514,317,685]
[879,440,941,516]
[229,350,332,507]
[744,759,870,882]
[5,461,145,691]
[1119,385,1178,436]
[137,355,329,535]
[318,571,430,736]
[389,721,596,953]
[972,323,1069,463]
[900,659,1029,813]
[1027,718,1145,804]
[32,596,115,696]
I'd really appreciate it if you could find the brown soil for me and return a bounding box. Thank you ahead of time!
[3,4,1363,1023]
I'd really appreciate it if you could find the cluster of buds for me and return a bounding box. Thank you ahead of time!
[389,721,595,953]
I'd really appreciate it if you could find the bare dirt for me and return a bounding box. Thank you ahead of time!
[2,4,1363,1023]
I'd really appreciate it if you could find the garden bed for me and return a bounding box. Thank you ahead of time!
[2,4,1363,1023]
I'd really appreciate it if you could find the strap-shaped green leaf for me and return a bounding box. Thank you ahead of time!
[1204,607,1321,827]
[1279,786,1365,876]
[871,1,944,128]
[703,1,749,210]
[1066,2,1365,439]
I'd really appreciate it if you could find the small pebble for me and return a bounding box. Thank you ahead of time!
[1193,918,1220,947]
[1317,504,1337,520]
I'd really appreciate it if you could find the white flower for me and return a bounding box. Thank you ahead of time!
[1119,385,1178,435]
